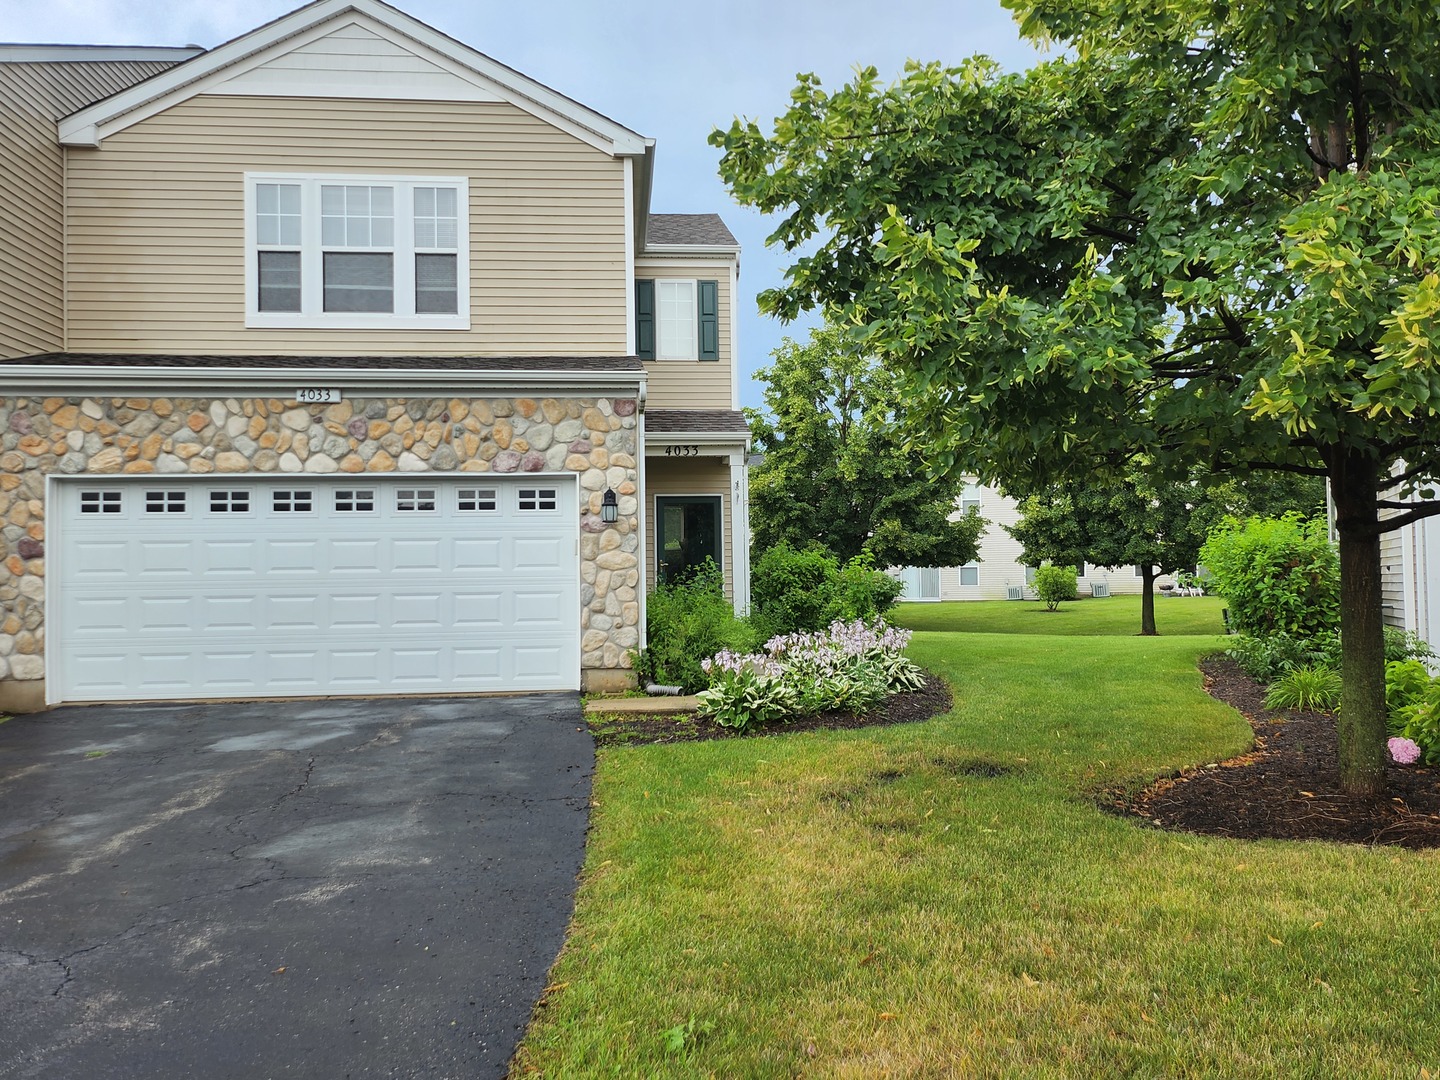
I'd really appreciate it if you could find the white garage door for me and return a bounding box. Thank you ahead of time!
[52,476,580,703]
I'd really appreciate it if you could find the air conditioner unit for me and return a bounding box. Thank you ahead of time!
[1006,585,1024,601]
[1091,582,1110,598]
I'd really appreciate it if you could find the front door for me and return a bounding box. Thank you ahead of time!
[655,495,722,583]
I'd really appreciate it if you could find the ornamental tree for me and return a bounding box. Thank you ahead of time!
[713,0,1440,795]
[747,324,985,569]
[1006,474,1214,635]
[1007,469,1326,636]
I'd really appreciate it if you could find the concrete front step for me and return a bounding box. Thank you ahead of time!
[583,694,699,715]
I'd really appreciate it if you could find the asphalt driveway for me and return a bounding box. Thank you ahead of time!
[0,694,593,1079]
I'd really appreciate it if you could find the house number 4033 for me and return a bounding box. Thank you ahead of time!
[664,444,699,457]
[295,388,341,404]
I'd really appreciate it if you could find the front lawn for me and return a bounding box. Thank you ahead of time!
[515,617,1440,1077]
[892,593,1225,637]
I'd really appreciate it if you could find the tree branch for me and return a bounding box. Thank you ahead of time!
[1085,223,1139,245]
[1238,460,1331,477]
[1375,501,1440,533]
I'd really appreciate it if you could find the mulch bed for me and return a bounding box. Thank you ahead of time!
[587,673,953,748]
[1111,656,1440,848]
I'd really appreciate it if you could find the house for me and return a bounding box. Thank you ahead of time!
[894,480,1178,601]
[1378,497,1439,651]
[0,0,750,713]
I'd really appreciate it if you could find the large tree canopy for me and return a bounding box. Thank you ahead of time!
[748,324,984,568]
[713,0,1440,795]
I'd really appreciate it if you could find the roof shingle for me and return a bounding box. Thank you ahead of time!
[646,214,738,248]
[645,408,749,434]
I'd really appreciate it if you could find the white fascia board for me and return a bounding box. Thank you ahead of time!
[624,157,636,355]
[59,0,650,156]
[645,431,751,449]
[0,364,645,397]
[638,246,741,259]
[0,45,204,62]
[632,144,657,249]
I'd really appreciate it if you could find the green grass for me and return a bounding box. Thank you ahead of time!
[515,614,1440,1078]
[891,593,1226,636]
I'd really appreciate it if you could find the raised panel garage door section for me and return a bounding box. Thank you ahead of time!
[53,477,580,702]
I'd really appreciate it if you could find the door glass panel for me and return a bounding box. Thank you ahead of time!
[655,496,721,584]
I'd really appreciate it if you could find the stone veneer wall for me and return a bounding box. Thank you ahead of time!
[0,393,640,709]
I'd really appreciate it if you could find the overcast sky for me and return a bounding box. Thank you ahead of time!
[1,0,1045,409]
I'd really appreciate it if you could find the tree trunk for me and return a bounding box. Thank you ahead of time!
[1331,453,1387,797]
[1139,566,1157,636]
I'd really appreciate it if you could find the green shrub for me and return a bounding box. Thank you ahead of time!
[1226,631,1342,681]
[1032,564,1078,612]
[1264,665,1343,712]
[833,551,907,622]
[750,543,904,639]
[1385,627,1436,664]
[634,561,756,693]
[1397,679,1440,765]
[750,543,836,638]
[1199,513,1339,637]
[1386,660,1435,732]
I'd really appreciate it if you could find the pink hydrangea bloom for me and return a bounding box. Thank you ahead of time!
[1388,737,1422,766]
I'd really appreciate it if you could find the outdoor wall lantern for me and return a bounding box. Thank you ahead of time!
[601,488,619,523]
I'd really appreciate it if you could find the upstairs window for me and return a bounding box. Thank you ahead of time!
[247,173,467,330]
[635,278,719,361]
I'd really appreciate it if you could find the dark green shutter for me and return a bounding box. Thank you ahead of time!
[635,279,655,360]
[698,279,719,360]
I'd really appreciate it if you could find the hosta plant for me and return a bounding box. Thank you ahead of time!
[699,618,923,732]
[695,667,800,733]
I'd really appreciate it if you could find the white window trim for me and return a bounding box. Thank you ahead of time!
[244,171,470,330]
[959,561,980,586]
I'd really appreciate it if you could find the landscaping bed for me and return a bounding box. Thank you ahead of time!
[587,672,952,747]
[1115,656,1440,848]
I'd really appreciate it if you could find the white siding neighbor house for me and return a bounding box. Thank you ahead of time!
[894,480,1181,602]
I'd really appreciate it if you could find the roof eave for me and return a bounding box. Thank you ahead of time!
[56,0,651,154]
[0,363,647,397]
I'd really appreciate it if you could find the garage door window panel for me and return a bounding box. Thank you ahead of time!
[458,488,498,512]
[145,490,187,514]
[80,490,122,514]
[209,490,251,513]
[396,488,437,512]
[273,489,313,513]
[335,489,376,513]
[517,488,559,511]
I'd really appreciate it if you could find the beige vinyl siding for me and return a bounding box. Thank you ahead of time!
[0,59,185,359]
[645,457,733,599]
[65,95,628,354]
[638,260,734,409]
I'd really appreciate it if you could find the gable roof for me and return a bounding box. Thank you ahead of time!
[56,0,653,164]
[645,214,739,251]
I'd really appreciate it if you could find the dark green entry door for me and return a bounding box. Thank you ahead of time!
[656,496,722,584]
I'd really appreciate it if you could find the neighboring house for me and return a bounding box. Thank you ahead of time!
[0,0,749,713]
[1377,495,1439,650]
[894,480,1178,601]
